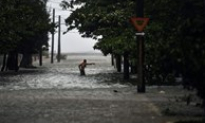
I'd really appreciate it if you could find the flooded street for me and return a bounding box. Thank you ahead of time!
[0,53,129,90]
[1,53,160,123]
[0,53,203,123]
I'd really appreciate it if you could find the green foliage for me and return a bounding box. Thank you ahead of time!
[145,0,205,99]
[62,0,205,101]
[62,0,136,55]
[0,0,52,54]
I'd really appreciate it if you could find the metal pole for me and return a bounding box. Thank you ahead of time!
[57,15,61,62]
[136,0,145,93]
[51,9,55,63]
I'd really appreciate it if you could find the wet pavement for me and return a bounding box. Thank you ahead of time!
[0,88,165,123]
[0,53,204,123]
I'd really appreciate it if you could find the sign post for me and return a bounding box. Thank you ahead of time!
[131,0,149,93]
[131,18,149,32]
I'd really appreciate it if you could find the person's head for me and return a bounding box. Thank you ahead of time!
[83,59,87,63]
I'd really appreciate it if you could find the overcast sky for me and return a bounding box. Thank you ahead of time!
[47,0,100,53]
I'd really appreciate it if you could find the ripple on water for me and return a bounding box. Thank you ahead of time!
[0,53,130,90]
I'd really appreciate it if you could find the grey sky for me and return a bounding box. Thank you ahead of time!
[47,0,99,53]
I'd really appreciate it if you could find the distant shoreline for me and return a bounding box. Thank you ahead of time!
[60,52,103,55]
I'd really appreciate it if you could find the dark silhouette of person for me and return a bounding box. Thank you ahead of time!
[78,59,95,75]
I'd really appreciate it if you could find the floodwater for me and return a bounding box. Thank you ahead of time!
[0,53,130,90]
[1,53,204,123]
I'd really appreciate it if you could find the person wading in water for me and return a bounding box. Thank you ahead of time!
[78,59,95,75]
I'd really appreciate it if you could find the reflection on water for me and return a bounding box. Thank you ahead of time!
[0,53,130,90]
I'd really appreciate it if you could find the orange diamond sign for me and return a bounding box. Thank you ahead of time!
[131,17,149,32]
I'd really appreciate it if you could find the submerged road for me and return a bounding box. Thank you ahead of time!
[0,53,128,90]
[0,53,203,123]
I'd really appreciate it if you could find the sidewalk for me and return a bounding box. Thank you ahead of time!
[1,86,203,123]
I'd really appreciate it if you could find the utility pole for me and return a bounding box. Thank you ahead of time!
[57,15,61,62]
[136,0,145,93]
[51,9,55,63]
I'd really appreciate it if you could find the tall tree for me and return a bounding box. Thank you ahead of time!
[145,0,205,106]
[0,0,52,69]
[62,0,205,108]
[61,0,137,79]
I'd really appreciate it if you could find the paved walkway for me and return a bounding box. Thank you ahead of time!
[0,88,161,123]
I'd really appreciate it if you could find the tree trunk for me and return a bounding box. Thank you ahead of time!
[20,53,33,68]
[39,48,42,66]
[116,54,121,72]
[6,52,19,71]
[203,99,205,112]
[15,53,19,72]
[1,53,7,72]
[123,52,129,80]
[130,62,137,74]
[111,54,114,66]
